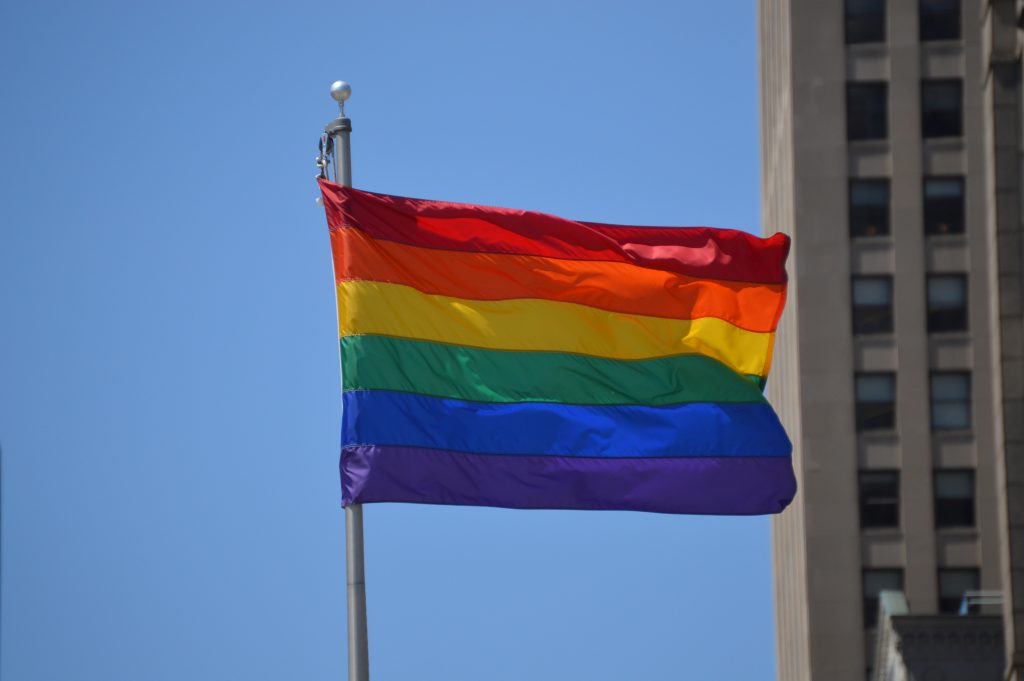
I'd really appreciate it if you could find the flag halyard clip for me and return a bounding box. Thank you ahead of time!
[316,133,334,181]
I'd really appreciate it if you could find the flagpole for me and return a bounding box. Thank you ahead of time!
[326,80,369,681]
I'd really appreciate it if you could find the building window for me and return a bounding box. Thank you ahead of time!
[920,0,960,41]
[924,177,965,235]
[859,470,900,528]
[938,568,979,613]
[935,469,975,528]
[856,372,896,430]
[852,276,894,334]
[922,79,962,137]
[850,179,890,237]
[930,371,970,430]
[846,0,886,43]
[864,569,903,627]
[848,82,888,141]
[927,274,967,332]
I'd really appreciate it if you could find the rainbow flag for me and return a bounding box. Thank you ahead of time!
[319,180,795,515]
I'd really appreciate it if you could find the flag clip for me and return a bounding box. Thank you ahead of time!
[316,133,334,180]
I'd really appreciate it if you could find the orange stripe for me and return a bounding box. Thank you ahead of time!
[332,228,786,333]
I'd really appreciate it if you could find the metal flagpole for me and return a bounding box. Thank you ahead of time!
[325,80,369,681]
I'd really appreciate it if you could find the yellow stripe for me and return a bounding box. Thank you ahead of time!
[337,281,774,378]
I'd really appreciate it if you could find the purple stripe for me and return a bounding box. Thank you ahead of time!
[341,445,796,515]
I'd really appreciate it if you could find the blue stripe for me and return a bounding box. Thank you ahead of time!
[342,390,792,458]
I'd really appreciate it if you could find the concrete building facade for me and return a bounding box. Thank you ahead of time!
[985,2,1024,678]
[759,1,1010,678]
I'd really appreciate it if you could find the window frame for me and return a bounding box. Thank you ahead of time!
[855,372,897,431]
[859,469,901,529]
[852,275,894,335]
[929,370,971,431]
[846,0,887,44]
[937,567,980,614]
[923,175,966,235]
[847,81,889,141]
[921,79,963,138]
[926,273,968,332]
[849,178,891,238]
[934,468,976,529]
[919,0,960,42]
[863,568,904,628]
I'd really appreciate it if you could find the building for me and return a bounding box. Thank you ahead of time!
[872,591,1004,680]
[986,2,1024,678]
[758,1,1018,679]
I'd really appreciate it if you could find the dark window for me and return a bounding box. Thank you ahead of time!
[924,176,965,235]
[848,82,889,140]
[922,80,962,137]
[938,568,979,613]
[920,0,960,41]
[856,372,896,430]
[864,569,903,627]
[852,276,894,334]
[927,274,967,331]
[930,371,970,430]
[847,0,886,43]
[859,470,900,528]
[935,469,975,528]
[850,179,891,237]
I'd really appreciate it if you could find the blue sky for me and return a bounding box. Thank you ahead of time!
[0,1,776,679]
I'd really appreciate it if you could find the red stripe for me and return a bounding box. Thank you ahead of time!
[319,180,790,285]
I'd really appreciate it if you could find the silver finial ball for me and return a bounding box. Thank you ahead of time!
[330,81,352,103]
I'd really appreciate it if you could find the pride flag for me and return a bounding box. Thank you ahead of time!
[319,180,795,515]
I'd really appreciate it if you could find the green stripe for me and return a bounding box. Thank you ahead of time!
[341,335,767,406]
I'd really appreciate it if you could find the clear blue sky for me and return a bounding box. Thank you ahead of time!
[0,2,777,679]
